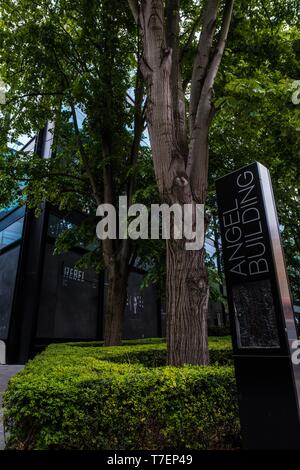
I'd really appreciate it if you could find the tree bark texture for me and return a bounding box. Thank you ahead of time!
[104,257,129,346]
[167,238,209,365]
[129,0,234,365]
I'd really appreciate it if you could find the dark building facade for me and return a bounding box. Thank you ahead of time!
[0,122,163,364]
[0,203,161,364]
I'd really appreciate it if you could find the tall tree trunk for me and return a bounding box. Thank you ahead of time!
[167,237,209,365]
[104,259,129,346]
[128,0,234,365]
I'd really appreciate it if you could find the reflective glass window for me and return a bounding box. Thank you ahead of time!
[0,218,24,249]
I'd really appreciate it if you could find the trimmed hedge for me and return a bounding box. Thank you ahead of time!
[66,336,233,367]
[4,338,240,450]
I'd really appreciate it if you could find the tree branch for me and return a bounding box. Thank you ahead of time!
[127,63,145,205]
[260,0,274,30]
[201,0,235,96]
[179,14,203,63]
[128,0,139,24]
[166,0,187,156]
[71,104,101,206]
[189,0,218,133]
[187,0,235,203]
[4,91,64,106]
[10,172,87,182]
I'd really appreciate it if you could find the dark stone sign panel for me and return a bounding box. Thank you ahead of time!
[232,279,279,348]
[36,243,100,339]
[0,246,20,339]
[216,162,293,353]
[216,162,300,449]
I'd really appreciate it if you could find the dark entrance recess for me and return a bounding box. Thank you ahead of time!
[216,162,300,449]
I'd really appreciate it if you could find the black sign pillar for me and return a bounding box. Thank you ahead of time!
[216,162,300,449]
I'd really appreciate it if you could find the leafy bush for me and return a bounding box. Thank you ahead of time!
[4,338,239,450]
[68,336,233,366]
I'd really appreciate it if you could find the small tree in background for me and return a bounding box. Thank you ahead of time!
[0,0,147,345]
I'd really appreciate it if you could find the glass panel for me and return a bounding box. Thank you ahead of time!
[0,218,24,249]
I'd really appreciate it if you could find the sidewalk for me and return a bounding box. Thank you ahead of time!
[0,365,24,450]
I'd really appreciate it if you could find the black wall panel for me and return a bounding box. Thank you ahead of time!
[36,243,100,339]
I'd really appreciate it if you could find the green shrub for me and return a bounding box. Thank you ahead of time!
[68,336,233,366]
[4,338,239,450]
